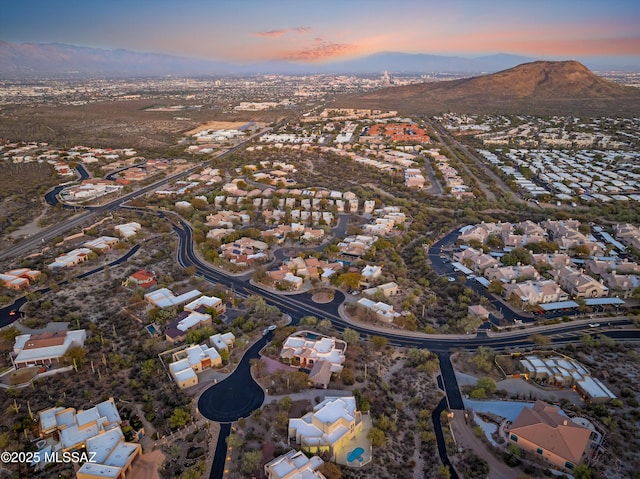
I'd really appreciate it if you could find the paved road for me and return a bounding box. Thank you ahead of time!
[432,397,460,479]
[0,135,266,262]
[0,244,141,328]
[437,353,465,410]
[197,334,268,423]
[209,423,231,479]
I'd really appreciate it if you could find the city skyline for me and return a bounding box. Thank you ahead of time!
[2,0,639,67]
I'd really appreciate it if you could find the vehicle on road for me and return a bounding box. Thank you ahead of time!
[589,323,601,328]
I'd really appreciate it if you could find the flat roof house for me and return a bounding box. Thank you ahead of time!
[13,330,87,369]
[48,248,93,268]
[168,344,222,389]
[288,397,371,466]
[0,268,41,290]
[264,450,326,479]
[209,332,235,353]
[144,288,202,308]
[164,311,212,343]
[36,398,141,478]
[280,332,346,388]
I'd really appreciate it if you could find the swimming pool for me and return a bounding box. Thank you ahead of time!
[347,447,364,463]
[146,324,158,335]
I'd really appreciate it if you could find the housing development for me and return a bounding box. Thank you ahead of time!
[0,46,639,479]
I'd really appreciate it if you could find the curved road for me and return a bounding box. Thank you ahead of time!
[0,244,141,328]
[197,333,269,423]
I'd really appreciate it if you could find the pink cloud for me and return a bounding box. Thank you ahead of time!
[278,41,359,62]
[254,26,311,39]
[254,29,287,38]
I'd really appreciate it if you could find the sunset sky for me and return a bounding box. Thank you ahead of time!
[2,0,639,64]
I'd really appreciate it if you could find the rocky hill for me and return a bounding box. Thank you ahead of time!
[337,61,640,116]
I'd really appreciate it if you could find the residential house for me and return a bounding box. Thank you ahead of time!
[264,450,326,479]
[144,288,202,308]
[220,237,268,266]
[600,272,640,298]
[36,398,141,478]
[83,236,119,252]
[280,332,346,388]
[164,311,211,343]
[361,265,383,281]
[184,295,226,315]
[13,330,87,369]
[530,253,572,270]
[288,396,369,465]
[485,265,540,283]
[613,223,640,250]
[502,280,568,305]
[48,248,93,268]
[584,257,640,276]
[168,344,222,389]
[126,270,156,289]
[0,268,41,290]
[114,222,141,239]
[209,332,235,353]
[507,400,593,471]
[362,282,399,298]
[554,267,608,298]
[356,298,401,322]
[467,304,490,319]
[519,355,616,403]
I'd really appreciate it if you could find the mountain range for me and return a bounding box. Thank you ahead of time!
[337,60,640,116]
[0,40,634,78]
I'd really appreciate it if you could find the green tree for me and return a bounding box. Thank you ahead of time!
[226,433,244,448]
[529,333,551,346]
[573,464,592,479]
[472,346,495,373]
[64,345,87,367]
[169,407,191,429]
[141,359,159,379]
[371,335,388,350]
[240,450,262,475]
[0,326,20,343]
[488,280,504,295]
[279,396,293,411]
[476,377,497,394]
[341,367,355,385]
[367,427,385,447]
[436,465,451,479]
[342,328,359,344]
[336,272,363,290]
[300,316,319,326]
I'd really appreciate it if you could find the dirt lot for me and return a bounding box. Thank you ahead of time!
[184,121,253,136]
[0,101,280,150]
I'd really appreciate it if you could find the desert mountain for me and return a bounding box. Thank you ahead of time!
[0,40,603,78]
[337,60,640,116]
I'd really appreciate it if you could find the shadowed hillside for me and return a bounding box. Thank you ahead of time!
[336,61,640,116]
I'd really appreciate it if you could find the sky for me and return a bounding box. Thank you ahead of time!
[2,0,639,64]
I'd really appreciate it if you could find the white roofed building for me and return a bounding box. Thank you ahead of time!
[144,288,202,308]
[114,222,142,239]
[288,397,371,466]
[264,450,326,479]
[280,332,346,388]
[13,330,86,369]
[35,398,141,478]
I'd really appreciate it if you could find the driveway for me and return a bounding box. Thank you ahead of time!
[450,411,522,479]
